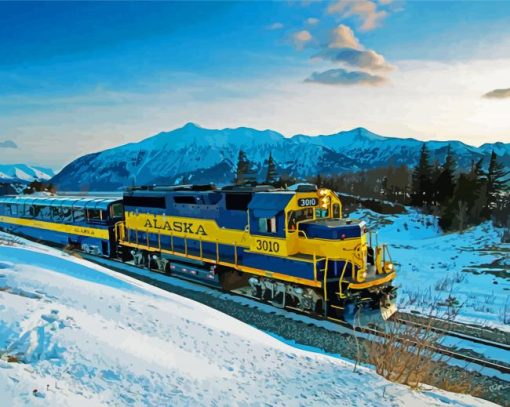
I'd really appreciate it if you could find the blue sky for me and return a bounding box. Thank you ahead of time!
[1,1,509,169]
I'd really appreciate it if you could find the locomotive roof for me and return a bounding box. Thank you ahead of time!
[248,192,294,218]
[0,195,122,210]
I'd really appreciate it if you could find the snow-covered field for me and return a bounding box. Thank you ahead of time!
[350,208,510,331]
[0,233,497,406]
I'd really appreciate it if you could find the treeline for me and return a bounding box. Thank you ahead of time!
[311,165,412,205]
[235,146,509,232]
[410,145,508,231]
[23,180,56,195]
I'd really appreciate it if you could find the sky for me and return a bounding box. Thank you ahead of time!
[0,0,509,170]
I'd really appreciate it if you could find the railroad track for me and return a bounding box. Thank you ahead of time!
[78,252,510,377]
[394,315,510,351]
[395,313,510,347]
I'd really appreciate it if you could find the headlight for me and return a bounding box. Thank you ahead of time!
[358,270,367,282]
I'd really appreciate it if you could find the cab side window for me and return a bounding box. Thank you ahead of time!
[258,217,277,234]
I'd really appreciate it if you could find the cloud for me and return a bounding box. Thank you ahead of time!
[305,68,386,86]
[305,17,320,25]
[328,0,388,31]
[315,25,393,73]
[315,48,393,72]
[378,0,393,4]
[483,88,510,99]
[267,22,284,30]
[329,24,362,49]
[0,140,17,148]
[292,30,312,49]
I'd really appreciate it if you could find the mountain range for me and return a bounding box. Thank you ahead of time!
[49,123,509,191]
[0,164,55,184]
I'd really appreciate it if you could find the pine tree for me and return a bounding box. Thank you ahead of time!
[411,143,433,207]
[235,150,249,185]
[235,150,257,185]
[265,152,278,185]
[470,158,489,222]
[486,150,508,209]
[435,144,457,205]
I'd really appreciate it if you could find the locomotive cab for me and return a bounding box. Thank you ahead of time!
[283,188,397,324]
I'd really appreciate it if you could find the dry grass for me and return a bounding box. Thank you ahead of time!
[431,369,485,397]
[358,304,482,397]
[363,316,442,389]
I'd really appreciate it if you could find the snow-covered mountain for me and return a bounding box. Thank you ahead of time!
[0,164,55,183]
[51,123,509,191]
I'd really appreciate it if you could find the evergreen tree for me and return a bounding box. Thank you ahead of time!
[435,144,457,205]
[486,150,508,209]
[430,160,442,206]
[235,150,249,185]
[235,150,257,185]
[411,143,433,207]
[265,152,278,185]
[440,158,488,230]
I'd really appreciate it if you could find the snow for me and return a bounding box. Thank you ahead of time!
[0,232,496,406]
[350,208,510,331]
[0,164,54,183]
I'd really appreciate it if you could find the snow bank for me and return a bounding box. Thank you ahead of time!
[350,208,510,331]
[0,233,495,406]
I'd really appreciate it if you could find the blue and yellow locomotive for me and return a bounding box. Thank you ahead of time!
[116,184,397,323]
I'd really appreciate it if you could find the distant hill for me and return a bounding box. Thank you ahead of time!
[0,164,55,184]
[50,123,509,191]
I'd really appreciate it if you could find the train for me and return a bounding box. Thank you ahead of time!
[0,183,397,325]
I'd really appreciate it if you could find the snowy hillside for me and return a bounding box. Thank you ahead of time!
[349,208,510,331]
[0,233,496,406]
[0,164,54,183]
[50,123,509,191]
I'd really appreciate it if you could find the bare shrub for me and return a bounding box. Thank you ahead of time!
[452,271,466,284]
[363,312,444,389]
[359,303,478,395]
[401,287,433,308]
[434,276,452,292]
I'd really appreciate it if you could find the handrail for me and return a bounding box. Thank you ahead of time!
[383,244,393,263]
[297,230,308,239]
[338,260,352,299]
[322,257,329,316]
